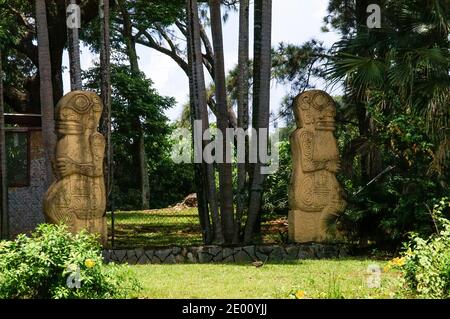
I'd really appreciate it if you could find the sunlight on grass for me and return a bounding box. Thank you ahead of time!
[131,259,403,299]
[106,208,288,248]
[106,208,203,248]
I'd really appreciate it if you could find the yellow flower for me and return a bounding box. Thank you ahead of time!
[387,257,406,268]
[383,264,391,273]
[295,290,306,299]
[84,259,96,268]
[391,257,406,267]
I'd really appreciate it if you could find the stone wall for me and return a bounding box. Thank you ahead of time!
[103,243,348,265]
[8,131,46,237]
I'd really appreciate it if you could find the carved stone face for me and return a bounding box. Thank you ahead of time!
[55,91,103,135]
[293,90,336,131]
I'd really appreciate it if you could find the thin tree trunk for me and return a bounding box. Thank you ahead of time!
[234,0,249,244]
[0,50,9,239]
[99,0,112,201]
[66,0,82,91]
[209,0,234,244]
[186,0,212,244]
[244,0,272,244]
[187,0,223,244]
[188,70,213,243]
[36,0,56,186]
[138,131,150,209]
[118,0,150,209]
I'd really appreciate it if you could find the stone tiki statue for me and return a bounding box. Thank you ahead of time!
[44,91,107,244]
[288,90,346,242]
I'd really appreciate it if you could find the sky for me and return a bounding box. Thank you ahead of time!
[62,0,341,123]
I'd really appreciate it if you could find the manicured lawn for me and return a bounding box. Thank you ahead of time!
[106,208,288,248]
[131,259,404,299]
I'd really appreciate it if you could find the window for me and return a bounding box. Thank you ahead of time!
[5,131,29,187]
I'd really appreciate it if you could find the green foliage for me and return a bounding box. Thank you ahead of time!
[0,224,141,299]
[338,108,446,246]
[317,0,450,247]
[400,198,450,298]
[150,160,195,208]
[262,139,292,215]
[84,64,193,209]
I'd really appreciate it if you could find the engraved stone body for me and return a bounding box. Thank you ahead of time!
[43,91,106,244]
[288,90,346,242]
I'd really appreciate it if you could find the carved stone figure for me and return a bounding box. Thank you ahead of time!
[288,90,346,242]
[43,91,107,244]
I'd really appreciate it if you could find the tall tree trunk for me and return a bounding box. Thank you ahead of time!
[36,0,57,185]
[118,0,150,209]
[209,0,234,244]
[0,50,9,239]
[138,131,150,209]
[187,0,223,244]
[99,0,112,202]
[66,0,82,91]
[234,0,250,244]
[244,0,272,244]
[118,0,139,73]
[188,66,212,244]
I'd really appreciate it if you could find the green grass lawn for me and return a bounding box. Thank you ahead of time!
[131,259,404,299]
[107,208,203,248]
[107,208,288,248]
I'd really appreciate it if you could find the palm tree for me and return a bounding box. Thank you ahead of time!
[244,0,272,243]
[99,0,112,199]
[186,0,223,244]
[323,0,450,244]
[235,0,250,243]
[36,0,56,185]
[326,0,450,175]
[209,0,234,244]
[66,0,82,90]
[0,49,8,239]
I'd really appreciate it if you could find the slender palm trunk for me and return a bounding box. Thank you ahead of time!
[99,0,112,200]
[187,0,223,244]
[244,0,272,244]
[0,50,9,239]
[235,0,250,244]
[118,0,150,209]
[66,0,82,91]
[36,0,56,186]
[209,0,234,244]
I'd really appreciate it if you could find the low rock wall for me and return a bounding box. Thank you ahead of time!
[103,243,348,264]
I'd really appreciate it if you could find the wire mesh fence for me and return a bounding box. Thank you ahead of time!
[107,207,203,248]
[107,207,288,248]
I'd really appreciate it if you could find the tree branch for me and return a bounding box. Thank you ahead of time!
[136,30,189,75]
[199,23,215,67]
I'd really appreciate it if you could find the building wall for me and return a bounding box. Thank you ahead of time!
[8,130,46,237]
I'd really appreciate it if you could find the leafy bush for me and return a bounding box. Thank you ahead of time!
[400,199,450,298]
[337,110,447,248]
[262,140,291,215]
[0,224,141,299]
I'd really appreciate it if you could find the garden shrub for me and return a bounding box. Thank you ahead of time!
[400,198,450,298]
[0,224,141,299]
[262,140,291,215]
